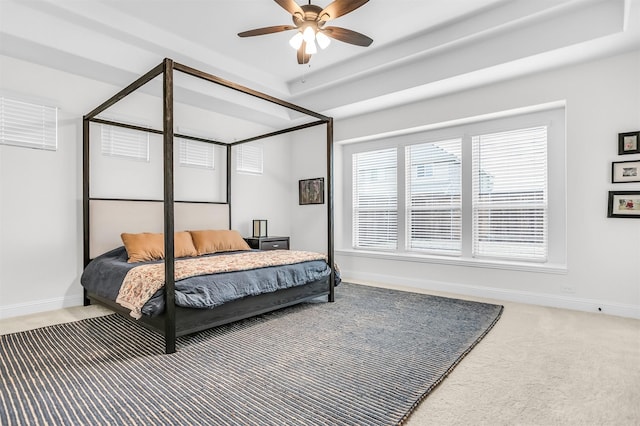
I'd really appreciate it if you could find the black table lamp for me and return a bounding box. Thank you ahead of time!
[252,219,267,237]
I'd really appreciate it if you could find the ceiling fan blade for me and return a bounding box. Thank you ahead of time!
[322,26,373,47]
[297,42,311,64]
[318,0,369,23]
[274,0,304,18]
[238,25,297,37]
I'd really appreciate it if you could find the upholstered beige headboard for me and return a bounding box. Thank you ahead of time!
[89,199,230,258]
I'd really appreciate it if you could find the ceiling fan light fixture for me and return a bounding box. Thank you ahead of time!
[302,26,316,43]
[238,0,373,64]
[289,32,304,50]
[305,40,318,55]
[316,31,331,49]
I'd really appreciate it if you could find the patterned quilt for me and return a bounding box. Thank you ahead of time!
[116,250,328,319]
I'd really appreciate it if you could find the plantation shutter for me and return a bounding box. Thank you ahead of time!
[0,97,57,151]
[178,138,215,169]
[236,144,263,174]
[352,148,397,249]
[101,125,149,161]
[472,126,548,261]
[406,139,462,254]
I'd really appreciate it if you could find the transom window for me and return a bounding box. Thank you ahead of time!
[101,124,149,161]
[236,143,263,175]
[178,138,215,170]
[0,96,57,151]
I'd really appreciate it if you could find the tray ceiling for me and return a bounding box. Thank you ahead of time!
[1,0,638,126]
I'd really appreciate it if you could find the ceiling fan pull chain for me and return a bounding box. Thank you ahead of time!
[301,63,311,84]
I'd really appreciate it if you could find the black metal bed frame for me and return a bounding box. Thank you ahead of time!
[83,58,335,354]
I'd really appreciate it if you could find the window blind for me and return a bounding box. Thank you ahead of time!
[472,126,548,261]
[179,138,215,169]
[236,144,263,174]
[101,125,149,161]
[352,148,397,249]
[0,96,57,151]
[406,139,462,254]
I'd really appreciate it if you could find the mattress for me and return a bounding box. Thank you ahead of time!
[81,246,338,317]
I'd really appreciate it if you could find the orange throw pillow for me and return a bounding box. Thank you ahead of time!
[189,230,251,255]
[121,231,197,263]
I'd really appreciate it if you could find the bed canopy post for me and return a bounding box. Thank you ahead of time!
[82,117,91,305]
[162,58,177,354]
[326,118,335,302]
[227,146,232,228]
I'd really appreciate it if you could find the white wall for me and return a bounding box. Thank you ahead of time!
[231,137,293,238]
[0,55,99,317]
[2,50,639,319]
[289,126,329,253]
[0,55,293,318]
[333,50,640,318]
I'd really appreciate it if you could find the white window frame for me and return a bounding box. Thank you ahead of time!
[352,148,398,250]
[406,138,462,255]
[178,138,215,170]
[0,96,57,151]
[341,106,566,272]
[471,126,548,262]
[101,124,149,162]
[236,143,263,175]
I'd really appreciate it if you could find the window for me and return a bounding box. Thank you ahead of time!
[101,125,149,161]
[236,143,263,174]
[352,148,397,249]
[472,127,547,261]
[179,138,215,169]
[406,139,462,254]
[0,96,57,151]
[344,106,565,267]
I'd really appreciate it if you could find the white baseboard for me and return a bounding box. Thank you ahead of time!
[3,277,638,320]
[342,270,640,320]
[0,294,84,320]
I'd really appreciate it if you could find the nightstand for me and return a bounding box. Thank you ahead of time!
[244,236,290,251]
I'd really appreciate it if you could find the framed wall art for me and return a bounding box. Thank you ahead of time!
[607,191,640,218]
[612,160,640,183]
[618,131,640,155]
[299,177,324,205]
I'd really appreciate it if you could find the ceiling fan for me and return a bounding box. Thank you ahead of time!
[238,0,373,64]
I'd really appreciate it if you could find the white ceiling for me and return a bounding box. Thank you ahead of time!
[1,0,639,128]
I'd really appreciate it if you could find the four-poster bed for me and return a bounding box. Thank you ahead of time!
[82,58,335,354]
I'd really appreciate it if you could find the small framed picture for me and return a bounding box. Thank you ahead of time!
[299,177,324,205]
[612,160,640,183]
[608,191,640,218]
[618,131,640,155]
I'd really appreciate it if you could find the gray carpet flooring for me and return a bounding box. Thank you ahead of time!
[0,283,502,425]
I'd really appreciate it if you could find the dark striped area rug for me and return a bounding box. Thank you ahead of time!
[1,283,502,425]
